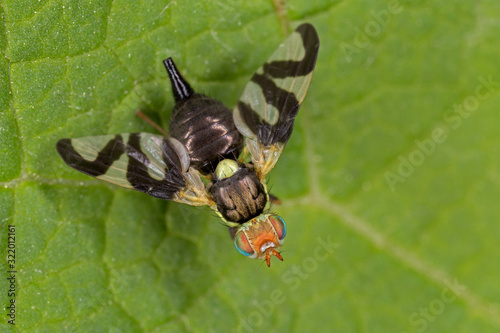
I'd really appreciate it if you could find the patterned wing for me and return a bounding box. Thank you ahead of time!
[233,23,319,179]
[56,133,211,206]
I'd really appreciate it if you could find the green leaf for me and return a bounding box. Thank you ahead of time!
[2,0,500,332]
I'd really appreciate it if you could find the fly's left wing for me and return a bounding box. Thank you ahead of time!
[233,23,319,179]
[56,133,212,206]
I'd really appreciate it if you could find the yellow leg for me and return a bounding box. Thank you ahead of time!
[238,146,250,163]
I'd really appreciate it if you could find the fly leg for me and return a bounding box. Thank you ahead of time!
[238,146,250,163]
[136,110,168,136]
[268,193,282,205]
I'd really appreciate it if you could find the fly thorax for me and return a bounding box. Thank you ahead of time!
[210,161,267,223]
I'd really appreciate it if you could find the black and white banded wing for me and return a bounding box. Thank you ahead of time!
[233,23,319,179]
[56,133,211,206]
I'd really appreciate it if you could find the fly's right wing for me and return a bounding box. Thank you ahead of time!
[56,133,213,207]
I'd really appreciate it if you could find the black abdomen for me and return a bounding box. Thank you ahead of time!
[169,93,243,174]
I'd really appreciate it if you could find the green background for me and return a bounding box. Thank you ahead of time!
[1,0,500,332]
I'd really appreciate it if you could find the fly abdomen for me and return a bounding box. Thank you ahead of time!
[164,58,243,174]
[210,164,267,223]
[169,93,242,174]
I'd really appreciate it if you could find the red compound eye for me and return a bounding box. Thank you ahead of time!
[269,215,287,241]
[234,231,254,257]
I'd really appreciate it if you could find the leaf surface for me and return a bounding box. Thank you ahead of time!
[1,0,500,332]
